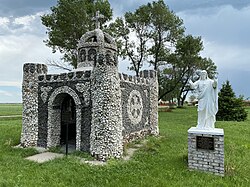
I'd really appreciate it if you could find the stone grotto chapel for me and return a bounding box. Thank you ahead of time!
[20,13,159,161]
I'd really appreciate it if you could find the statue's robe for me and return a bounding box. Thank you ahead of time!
[191,78,218,129]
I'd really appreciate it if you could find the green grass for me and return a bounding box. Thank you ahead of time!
[0,107,250,186]
[0,103,22,116]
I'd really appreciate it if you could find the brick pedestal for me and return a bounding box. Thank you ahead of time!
[188,127,224,176]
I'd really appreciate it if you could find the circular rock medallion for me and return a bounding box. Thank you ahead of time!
[127,90,143,125]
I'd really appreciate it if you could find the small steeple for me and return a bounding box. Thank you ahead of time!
[77,10,117,71]
[92,11,104,29]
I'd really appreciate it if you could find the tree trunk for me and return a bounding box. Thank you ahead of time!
[177,98,182,107]
[181,90,189,106]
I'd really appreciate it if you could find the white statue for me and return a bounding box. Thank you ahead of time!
[189,70,218,130]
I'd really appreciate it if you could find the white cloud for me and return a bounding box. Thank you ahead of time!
[0,86,21,103]
[0,12,62,88]
[201,39,250,72]
[0,34,61,84]
[177,5,250,73]
[0,17,10,25]
[176,4,250,96]
[0,81,21,87]
[0,12,48,36]
[177,5,250,46]
[13,14,36,26]
[0,90,13,97]
[0,17,10,32]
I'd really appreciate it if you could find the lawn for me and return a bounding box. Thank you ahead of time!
[0,104,250,186]
[0,103,22,116]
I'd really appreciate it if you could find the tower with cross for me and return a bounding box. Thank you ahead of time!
[76,11,114,71]
[92,10,104,29]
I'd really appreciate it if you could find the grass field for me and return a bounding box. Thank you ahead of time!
[0,104,250,186]
[0,103,22,116]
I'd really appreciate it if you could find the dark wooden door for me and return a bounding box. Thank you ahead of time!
[60,95,76,145]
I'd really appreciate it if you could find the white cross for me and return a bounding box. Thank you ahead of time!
[92,11,104,29]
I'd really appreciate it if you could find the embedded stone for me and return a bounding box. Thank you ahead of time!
[21,16,159,161]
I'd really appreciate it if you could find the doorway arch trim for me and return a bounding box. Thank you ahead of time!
[47,86,82,150]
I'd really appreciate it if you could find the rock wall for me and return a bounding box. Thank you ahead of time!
[37,70,92,151]
[20,23,159,160]
[21,64,159,160]
[90,53,123,161]
[121,70,159,144]
[21,63,47,147]
[144,70,159,135]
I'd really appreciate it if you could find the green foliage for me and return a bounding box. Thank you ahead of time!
[109,0,184,76]
[1,107,250,185]
[158,35,217,105]
[41,0,112,68]
[147,0,185,69]
[108,5,150,76]
[217,80,247,121]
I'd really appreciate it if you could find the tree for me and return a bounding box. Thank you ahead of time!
[176,57,217,106]
[108,6,151,76]
[217,80,247,121]
[109,0,184,76]
[158,35,217,106]
[41,0,112,68]
[147,0,184,70]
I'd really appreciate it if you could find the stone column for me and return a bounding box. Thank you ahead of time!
[188,127,224,176]
[90,53,123,161]
[21,63,47,147]
[141,70,159,135]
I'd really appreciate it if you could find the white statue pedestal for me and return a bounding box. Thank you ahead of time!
[188,127,224,176]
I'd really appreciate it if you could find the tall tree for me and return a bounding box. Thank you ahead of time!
[158,35,217,106]
[108,6,151,76]
[148,0,184,70]
[41,0,112,68]
[109,0,184,76]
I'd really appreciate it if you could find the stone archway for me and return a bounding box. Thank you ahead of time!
[47,86,82,150]
[60,94,76,147]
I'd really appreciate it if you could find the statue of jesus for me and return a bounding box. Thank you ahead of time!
[189,70,218,130]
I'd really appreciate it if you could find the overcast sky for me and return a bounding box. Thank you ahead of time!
[0,0,250,103]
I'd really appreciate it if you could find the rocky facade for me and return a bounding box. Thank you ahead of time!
[20,15,159,160]
[90,53,123,160]
[120,70,158,145]
[21,63,47,147]
[37,72,92,151]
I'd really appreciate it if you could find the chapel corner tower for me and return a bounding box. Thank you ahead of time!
[21,63,48,147]
[85,12,123,160]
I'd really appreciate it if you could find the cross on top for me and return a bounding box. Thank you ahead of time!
[92,11,104,29]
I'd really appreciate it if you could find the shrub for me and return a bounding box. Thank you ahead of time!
[216,80,247,121]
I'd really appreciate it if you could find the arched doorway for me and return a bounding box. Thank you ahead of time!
[60,95,76,149]
[47,86,82,151]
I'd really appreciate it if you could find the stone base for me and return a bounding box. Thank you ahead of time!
[188,127,224,176]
